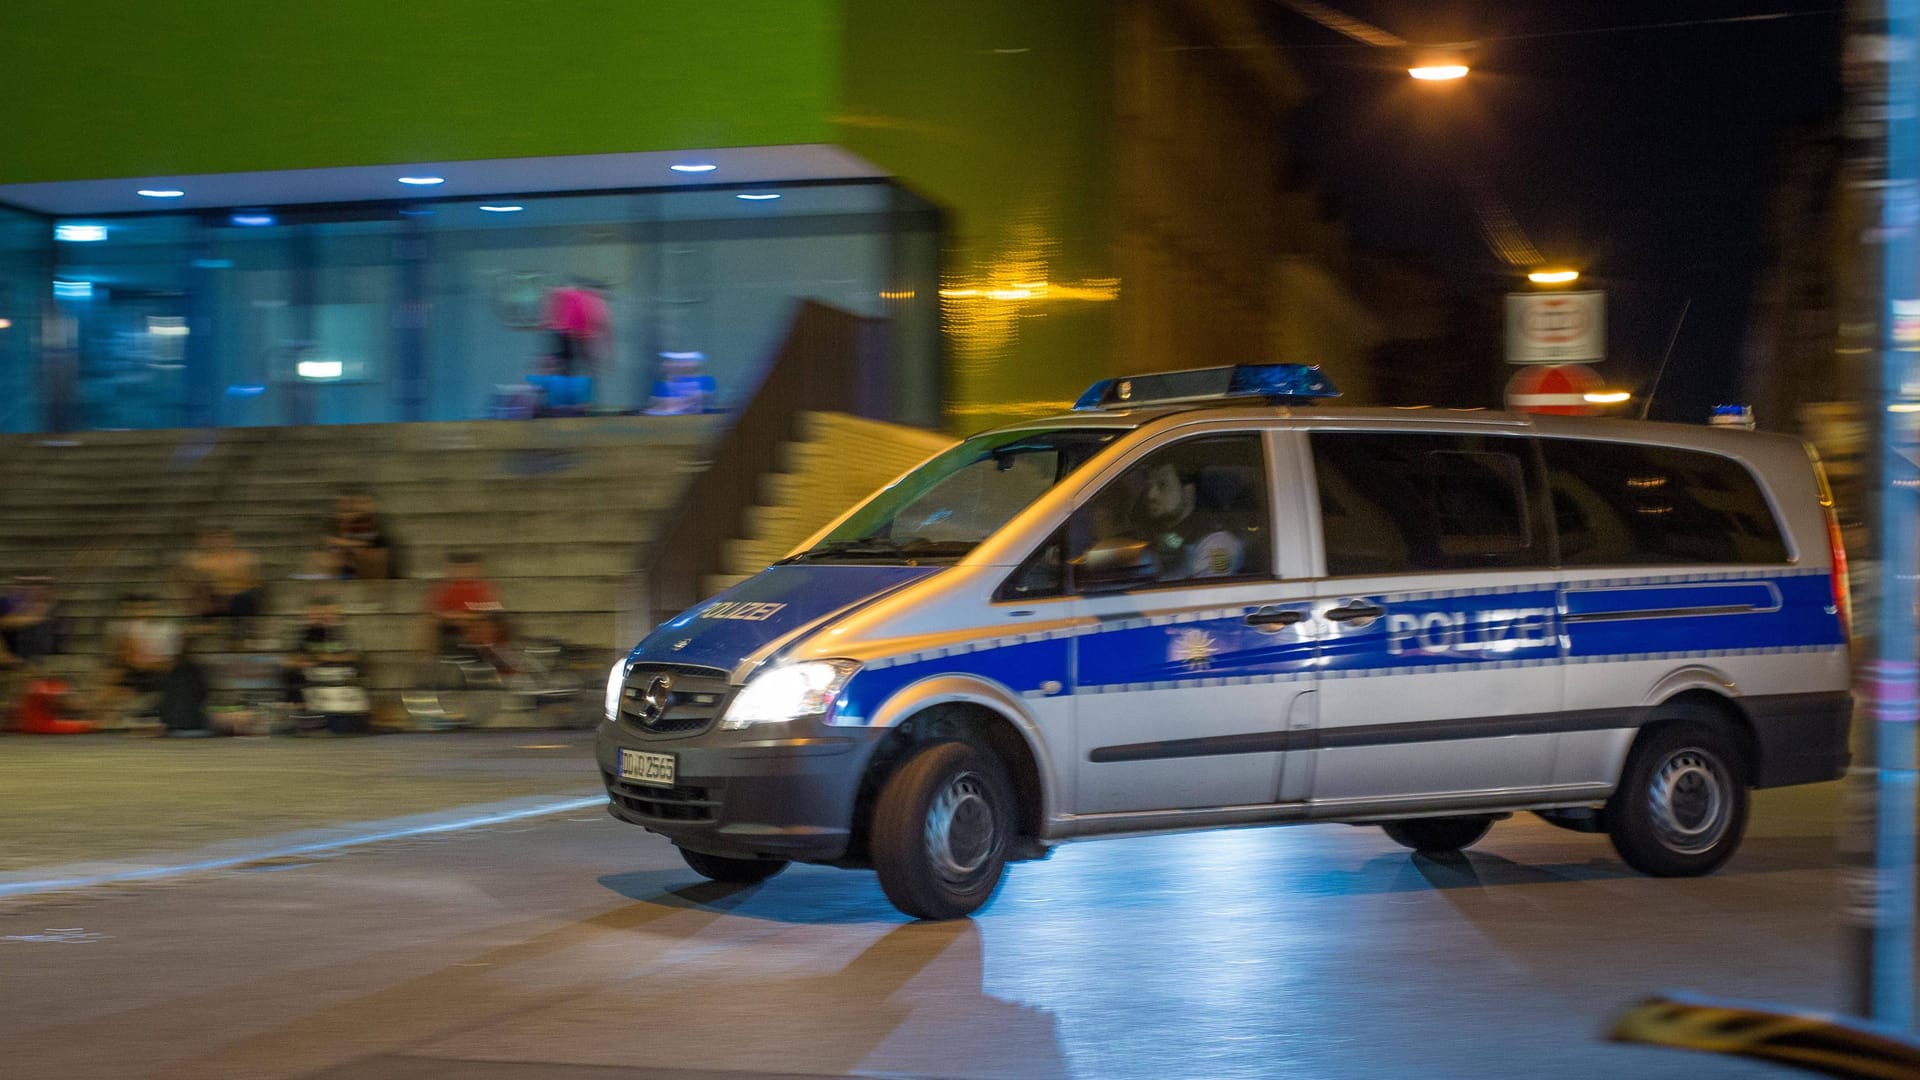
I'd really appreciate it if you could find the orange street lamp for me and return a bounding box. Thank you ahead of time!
[1528,269,1580,285]
[1409,64,1469,80]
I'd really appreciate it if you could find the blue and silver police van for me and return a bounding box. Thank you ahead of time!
[598,365,1853,919]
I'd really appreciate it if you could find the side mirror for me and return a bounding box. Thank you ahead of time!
[1072,538,1158,593]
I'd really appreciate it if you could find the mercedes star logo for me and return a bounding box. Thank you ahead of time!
[640,674,674,723]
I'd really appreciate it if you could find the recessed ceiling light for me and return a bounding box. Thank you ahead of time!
[230,213,276,227]
[397,176,445,186]
[478,205,524,213]
[137,189,185,198]
[670,163,718,173]
[736,193,781,201]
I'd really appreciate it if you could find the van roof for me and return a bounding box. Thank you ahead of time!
[983,404,1803,452]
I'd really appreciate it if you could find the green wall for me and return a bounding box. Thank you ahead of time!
[838,2,1115,428]
[3,0,1119,428]
[0,1,840,181]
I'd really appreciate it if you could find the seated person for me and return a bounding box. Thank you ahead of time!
[183,526,264,642]
[0,575,61,669]
[102,594,182,726]
[645,354,717,415]
[283,595,361,702]
[1134,461,1252,581]
[427,552,506,656]
[324,491,399,580]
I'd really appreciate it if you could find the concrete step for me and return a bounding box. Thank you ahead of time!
[42,575,628,619]
[47,609,620,656]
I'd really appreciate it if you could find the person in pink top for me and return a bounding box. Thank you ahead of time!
[543,279,610,376]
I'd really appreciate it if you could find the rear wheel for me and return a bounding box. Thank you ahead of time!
[871,740,1015,920]
[678,846,788,884]
[1381,815,1496,855]
[1606,714,1749,877]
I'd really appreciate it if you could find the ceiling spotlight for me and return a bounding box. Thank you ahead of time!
[54,224,108,242]
[478,205,524,213]
[670,163,718,173]
[230,213,276,227]
[736,193,781,201]
[137,189,186,198]
[397,176,445,186]
[1408,64,1469,81]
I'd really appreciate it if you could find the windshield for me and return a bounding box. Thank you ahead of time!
[784,428,1122,563]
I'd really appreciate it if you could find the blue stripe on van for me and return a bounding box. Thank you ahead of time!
[1564,580,1780,620]
[1564,572,1842,656]
[823,571,1844,717]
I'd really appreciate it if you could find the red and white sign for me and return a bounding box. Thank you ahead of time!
[1506,363,1602,416]
[1506,290,1605,364]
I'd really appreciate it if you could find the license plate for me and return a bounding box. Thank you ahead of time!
[619,749,676,788]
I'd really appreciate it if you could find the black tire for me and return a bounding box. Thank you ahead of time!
[679,846,789,884]
[870,740,1016,920]
[1381,815,1496,855]
[1605,714,1750,877]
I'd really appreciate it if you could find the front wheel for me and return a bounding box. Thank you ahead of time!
[1381,815,1496,855]
[870,740,1015,920]
[1605,716,1749,877]
[679,846,788,884]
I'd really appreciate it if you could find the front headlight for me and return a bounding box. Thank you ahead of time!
[604,660,626,723]
[718,659,860,729]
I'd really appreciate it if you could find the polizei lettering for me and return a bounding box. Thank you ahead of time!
[1385,608,1554,656]
[700,601,788,622]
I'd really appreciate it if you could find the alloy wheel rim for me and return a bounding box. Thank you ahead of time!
[1646,748,1730,854]
[925,771,996,883]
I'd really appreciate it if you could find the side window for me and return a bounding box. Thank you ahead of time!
[1540,439,1788,565]
[1311,431,1544,575]
[1065,434,1272,591]
[996,530,1066,602]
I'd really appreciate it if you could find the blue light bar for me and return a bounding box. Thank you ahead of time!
[1072,364,1340,411]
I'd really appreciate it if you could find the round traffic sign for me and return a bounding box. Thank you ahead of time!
[1506,363,1602,415]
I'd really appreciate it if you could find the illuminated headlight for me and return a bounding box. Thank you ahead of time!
[719,660,860,729]
[604,661,626,723]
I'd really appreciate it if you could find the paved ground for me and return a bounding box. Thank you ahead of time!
[0,762,1886,1079]
[0,731,600,871]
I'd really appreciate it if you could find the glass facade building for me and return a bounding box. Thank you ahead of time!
[0,178,941,432]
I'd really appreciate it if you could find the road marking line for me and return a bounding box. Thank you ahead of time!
[0,795,607,899]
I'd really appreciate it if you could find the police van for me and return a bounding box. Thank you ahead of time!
[597,365,1853,919]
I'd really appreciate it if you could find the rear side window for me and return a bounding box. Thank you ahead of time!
[1311,432,1545,575]
[1540,439,1788,566]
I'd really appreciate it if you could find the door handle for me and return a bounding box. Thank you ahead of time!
[1324,601,1386,625]
[1244,606,1305,630]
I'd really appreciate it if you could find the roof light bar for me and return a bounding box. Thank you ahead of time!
[1072,364,1340,412]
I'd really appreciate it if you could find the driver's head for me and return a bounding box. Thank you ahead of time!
[1142,463,1192,524]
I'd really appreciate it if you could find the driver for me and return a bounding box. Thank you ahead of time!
[1137,462,1246,582]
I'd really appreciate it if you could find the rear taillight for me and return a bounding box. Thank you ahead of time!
[1809,448,1852,640]
[1826,504,1852,640]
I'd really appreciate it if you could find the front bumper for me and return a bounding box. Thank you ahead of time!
[595,717,888,863]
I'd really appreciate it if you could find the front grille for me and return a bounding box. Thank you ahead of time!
[606,775,719,822]
[620,663,731,737]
